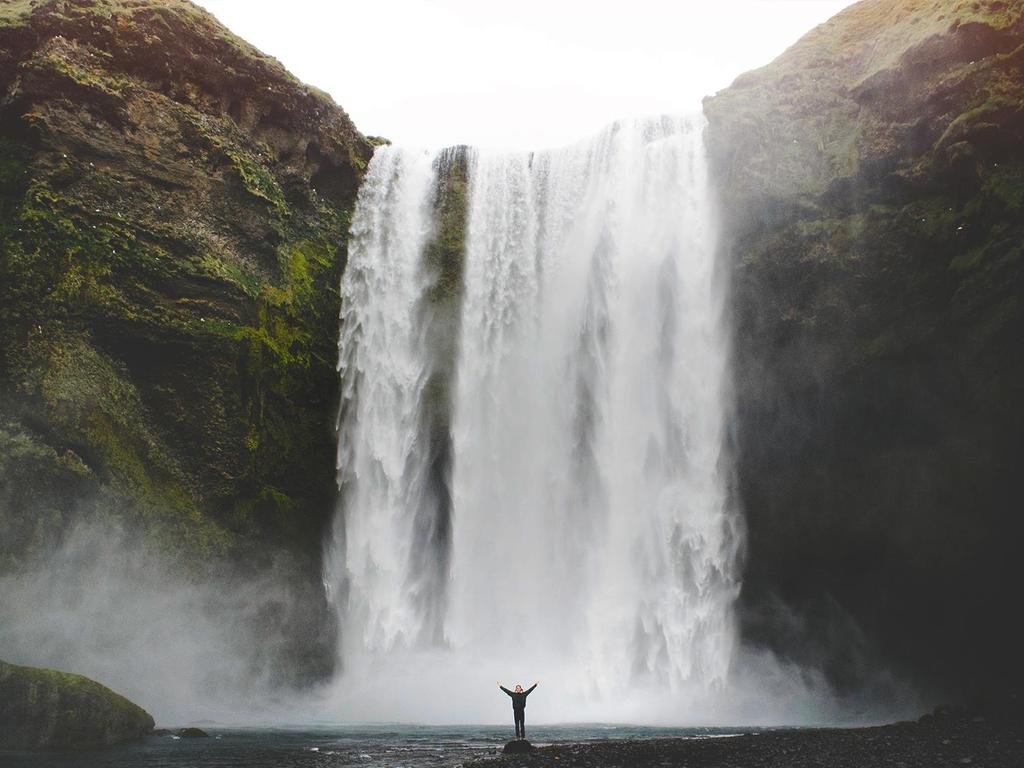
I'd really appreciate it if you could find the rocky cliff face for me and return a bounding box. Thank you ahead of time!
[705,0,1024,699]
[0,659,154,750]
[0,0,372,683]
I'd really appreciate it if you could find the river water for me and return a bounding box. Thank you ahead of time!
[3,724,752,767]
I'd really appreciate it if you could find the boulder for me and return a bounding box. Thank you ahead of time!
[0,659,154,751]
[503,739,536,754]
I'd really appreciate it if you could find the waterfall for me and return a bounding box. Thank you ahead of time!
[328,146,441,653]
[327,115,743,722]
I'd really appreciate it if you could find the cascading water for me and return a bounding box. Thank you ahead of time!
[327,115,744,723]
[328,146,443,653]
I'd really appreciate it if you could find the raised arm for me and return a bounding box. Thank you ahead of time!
[498,683,513,696]
[525,682,538,695]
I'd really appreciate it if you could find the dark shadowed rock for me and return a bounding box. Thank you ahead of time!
[0,659,154,751]
[468,716,1024,768]
[503,739,536,754]
[177,727,209,738]
[704,0,1024,699]
[0,0,373,686]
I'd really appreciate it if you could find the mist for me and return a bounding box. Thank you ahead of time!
[0,506,921,729]
[300,642,921,727]
[0,518,325,725]
[0,116,926,732]
[304,116,924,729]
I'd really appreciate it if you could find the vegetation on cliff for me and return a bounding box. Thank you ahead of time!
[0,659,154,750]
[0,0,372,682]
[704,0,1024,697]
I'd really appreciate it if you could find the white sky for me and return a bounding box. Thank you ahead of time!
[194,0,855,150]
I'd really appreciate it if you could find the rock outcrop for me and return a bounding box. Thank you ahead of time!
[0,659,154,750]
[705,0,1024,697]
[467,717,1024,768]
[503,739,536,754]
[0,0,372,683]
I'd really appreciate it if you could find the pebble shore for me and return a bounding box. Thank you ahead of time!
[464,712,1024,768]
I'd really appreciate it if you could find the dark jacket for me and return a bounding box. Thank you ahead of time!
[500,684,537,711]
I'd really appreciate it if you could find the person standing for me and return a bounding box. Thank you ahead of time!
[497,681,538,740]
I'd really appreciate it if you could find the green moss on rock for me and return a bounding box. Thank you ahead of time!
[0,659,154,751]
[0,0,372,683]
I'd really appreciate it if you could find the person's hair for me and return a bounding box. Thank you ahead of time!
[514,684,523,692]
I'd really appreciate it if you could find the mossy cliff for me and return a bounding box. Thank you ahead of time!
[0,658,154,750]
[704,0,1024,697]
[0,0,372,682]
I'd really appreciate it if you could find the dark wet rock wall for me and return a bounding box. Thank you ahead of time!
[0,0,373,685]
[705,0,1024,699]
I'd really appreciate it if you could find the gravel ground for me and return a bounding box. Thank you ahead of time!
[464,713,1024,768]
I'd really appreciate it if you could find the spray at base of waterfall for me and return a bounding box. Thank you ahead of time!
[322,116,923,726]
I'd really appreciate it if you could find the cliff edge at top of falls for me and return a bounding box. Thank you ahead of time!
[704,0,1024,699]
[705,0,1024,206]
[0,0,372,683]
